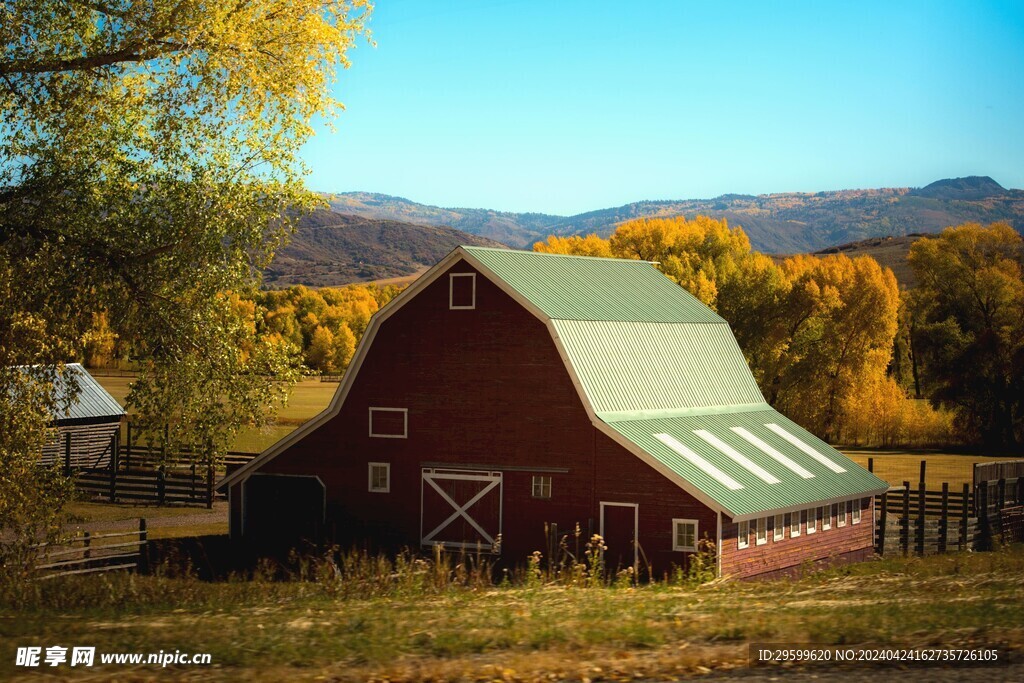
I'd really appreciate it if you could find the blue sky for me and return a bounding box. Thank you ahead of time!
[302,0,1024,215]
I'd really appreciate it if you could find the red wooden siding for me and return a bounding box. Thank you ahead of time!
[720,498,874,579]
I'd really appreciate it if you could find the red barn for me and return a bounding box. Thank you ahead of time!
[221,247,888,579]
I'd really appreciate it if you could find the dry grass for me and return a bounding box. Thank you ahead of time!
[843,450,1009,488]
[2,546,1023,681]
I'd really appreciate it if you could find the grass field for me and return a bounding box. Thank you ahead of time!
[2,547,1022,681]
[94,375,337,453]
[843,450,1008,488]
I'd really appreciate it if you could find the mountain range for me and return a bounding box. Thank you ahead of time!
[324,176,1024,254]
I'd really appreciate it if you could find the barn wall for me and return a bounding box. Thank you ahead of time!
[254,260,600,561]
[41,421,120,469]
[720,497,874,579]
[594,432,718,579]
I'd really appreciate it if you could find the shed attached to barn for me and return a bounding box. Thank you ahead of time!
[221,247,888,578]
[37,364,125,470]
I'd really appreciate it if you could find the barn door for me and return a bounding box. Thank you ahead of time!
[421,468,503,552]
[600,501,638,573]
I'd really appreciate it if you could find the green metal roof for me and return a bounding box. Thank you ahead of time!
[460,246,887,516]
[463,246,724,323]
[554,319,765,417]
[607,410,889,518]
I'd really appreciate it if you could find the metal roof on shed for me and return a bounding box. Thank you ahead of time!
[32,364,125,423]
[463,246,724,323]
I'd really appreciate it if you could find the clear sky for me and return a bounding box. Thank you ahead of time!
[301,0,1024,216]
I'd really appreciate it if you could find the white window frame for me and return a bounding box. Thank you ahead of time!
[755,517,767,545]
[838,500,847,527]
[821,505,831,531]
[790,511,800,537]
[672,518,698,552]
[531,475,552,499]
[806,508,816,534]
[737,520,750,549]
[852,499,862,524]
[774,513,785,541]
[368,407,408,439]
[449,272,476,310]
[368,462,390,493]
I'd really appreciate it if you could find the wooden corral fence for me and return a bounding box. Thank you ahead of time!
[70,422,258,508]
[870,457,1024,557]
[34,519,148,579]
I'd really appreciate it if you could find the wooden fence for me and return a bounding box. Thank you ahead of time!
[34,519,148,579]
[873,472,1024,556]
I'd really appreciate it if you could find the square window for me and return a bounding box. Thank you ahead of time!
[531,475,552,499]
[737,520,750,549]
[853,499,862,524]
[449,273,476,309]
[790,511,800,537]
[369,407,407,438]
[821,505,831,531]
[774,513,785,541]
[806,508,816,534]
[368,462,390,493]
[673,519,698,552]
[755,517,767,545]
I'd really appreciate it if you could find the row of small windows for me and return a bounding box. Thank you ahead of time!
[737,500,862,549]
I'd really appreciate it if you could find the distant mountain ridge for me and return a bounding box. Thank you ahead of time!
[265,209,505,287]
[324,176,1024,254]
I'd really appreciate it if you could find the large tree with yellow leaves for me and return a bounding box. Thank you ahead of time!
[0,0,371,581]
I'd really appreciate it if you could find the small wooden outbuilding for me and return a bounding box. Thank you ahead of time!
[221,247,888,578]
[37,364,125,470]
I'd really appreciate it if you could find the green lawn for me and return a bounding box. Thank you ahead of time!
[2,547,1022,681]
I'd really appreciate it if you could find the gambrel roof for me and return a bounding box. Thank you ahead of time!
[223,246,887,519]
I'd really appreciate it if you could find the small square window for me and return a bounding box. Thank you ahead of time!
[755,517,767,545]
[774,514,785,541]
[672,519,698,552]
[449,273,476,309]
[852,499,862,524]
[821,505,831,531]
[531,475,552,499]
[368,462,390,493]
[790,511,800,537]
[737,520,750,549]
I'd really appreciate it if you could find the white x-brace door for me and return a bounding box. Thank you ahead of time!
[420,468,503,552]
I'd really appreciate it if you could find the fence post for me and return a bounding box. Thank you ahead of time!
[206,465,215,510]
[902,481,910,557]
[940,483,949,554]
[998,478,1006,513]
[64,431,72,475]
[868,457,874,473]
[878,491,887,556]
[1018,477,1023,506]
[126,421,132,471]
[919,460,926,484]
[157,467,166,506]
[978,483,990,551]
[109,432,118,503]
[961,483,970,551]
[137,518,148,574]
[83,531,91,560]
[917,480,926,555]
